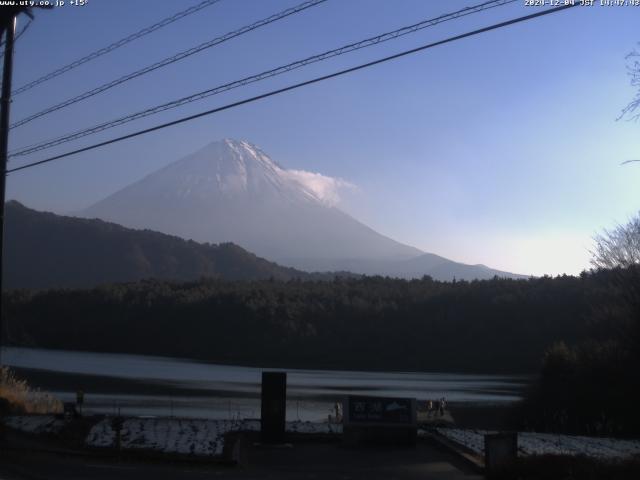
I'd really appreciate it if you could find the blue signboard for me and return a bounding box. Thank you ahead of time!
[345,395,416,426]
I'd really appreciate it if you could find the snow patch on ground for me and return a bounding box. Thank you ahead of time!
[286,420,342,435]
[436,428,640,460]
[123,418,235,456]
[84,418,116,447]
[3,415,65,434]
[85,418,342,457]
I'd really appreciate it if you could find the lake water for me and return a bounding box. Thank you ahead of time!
[2,347,528,421]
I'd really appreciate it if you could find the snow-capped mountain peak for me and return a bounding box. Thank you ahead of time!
[149,138,338,206]
[82,138,422,264]
[81,138,525,280]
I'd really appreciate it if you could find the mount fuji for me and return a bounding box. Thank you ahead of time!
[81,139,524,280]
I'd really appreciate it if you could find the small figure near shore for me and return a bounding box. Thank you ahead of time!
[421,397,447,418]
[417,397,453,424]
[439,397,446,416]
[426,400,434,417]
[332,401,342,423]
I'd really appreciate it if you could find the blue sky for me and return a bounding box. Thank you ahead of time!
[5,0,640,276]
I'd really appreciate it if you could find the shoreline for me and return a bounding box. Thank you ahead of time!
[12,366,524,403]
[9,366,520,427]
[2,345,537,377]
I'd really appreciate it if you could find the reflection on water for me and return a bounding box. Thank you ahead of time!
[3,347,529,421]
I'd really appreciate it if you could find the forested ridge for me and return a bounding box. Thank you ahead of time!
[3,201,332,289]
[3,271,614,374]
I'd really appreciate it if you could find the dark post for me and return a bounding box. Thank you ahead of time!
[260,371,286,443]
[0,14,17,367]
[484,432,518,474]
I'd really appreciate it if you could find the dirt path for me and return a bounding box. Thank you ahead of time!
[0,438,481,480]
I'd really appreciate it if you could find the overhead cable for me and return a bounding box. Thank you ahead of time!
[10,0,515,158]
[11,0,224,96]
[7,4,577,175]
[10,0,328,129]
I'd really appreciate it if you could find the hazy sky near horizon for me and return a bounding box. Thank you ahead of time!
[5,0,640,277]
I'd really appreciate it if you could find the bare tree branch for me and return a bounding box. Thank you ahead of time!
[591,213,640,269]
[619,45,640,121]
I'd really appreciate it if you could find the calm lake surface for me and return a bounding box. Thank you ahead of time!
[2,347,529,421]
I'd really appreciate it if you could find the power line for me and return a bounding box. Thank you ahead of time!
[10,0,516,159]
[10,0,327,130]
[11,0,223,96]
[7,3,577,175]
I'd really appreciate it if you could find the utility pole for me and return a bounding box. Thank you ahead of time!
[0,7,50,367]
[0,12,17,367]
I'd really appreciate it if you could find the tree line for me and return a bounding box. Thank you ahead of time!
[3,272,605,374]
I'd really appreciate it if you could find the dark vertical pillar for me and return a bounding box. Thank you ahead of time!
[485,432,518,474]
[0,16,16,367]
[260,371,286,443]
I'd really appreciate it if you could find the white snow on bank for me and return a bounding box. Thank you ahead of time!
[85,418,342,457]
[434,428,486,455]
[85,417,115,447]
[436,428,640,460]
[287,420,342,435]
[3,415,65,434]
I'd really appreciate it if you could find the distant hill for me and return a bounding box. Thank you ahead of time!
[3,201,323,289]
[286,253,527,281]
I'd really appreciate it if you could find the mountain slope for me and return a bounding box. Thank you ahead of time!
[396,253,524,281]
[3,201,322,289]
[287,253,526,281]
[82,139,423,263]
[80,138,525,280]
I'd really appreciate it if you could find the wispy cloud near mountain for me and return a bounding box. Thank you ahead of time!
[284,169,357,206]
